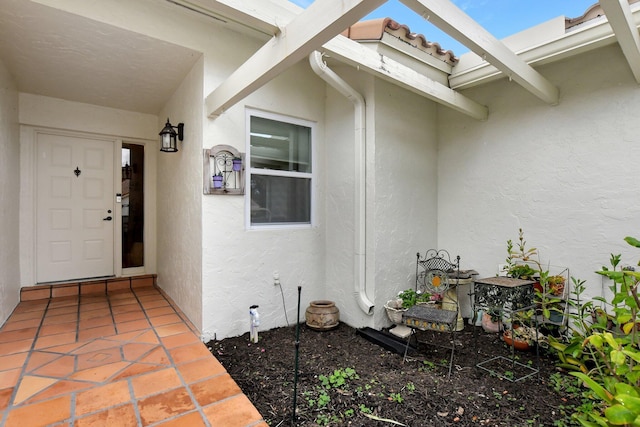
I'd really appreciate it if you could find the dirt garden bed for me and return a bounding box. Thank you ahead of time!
[209,322,583,426]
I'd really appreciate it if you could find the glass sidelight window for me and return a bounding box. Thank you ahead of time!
[122,144,144,268]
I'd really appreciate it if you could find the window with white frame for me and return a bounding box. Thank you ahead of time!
[247,111,314,226]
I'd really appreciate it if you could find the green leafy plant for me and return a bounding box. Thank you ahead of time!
[505,229,569,325]
[396,289,432,309]
[388,392,404,403]
[550,236,640,426]
[319,367,358,389]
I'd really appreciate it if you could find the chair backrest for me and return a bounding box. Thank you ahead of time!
[415,250,460,297]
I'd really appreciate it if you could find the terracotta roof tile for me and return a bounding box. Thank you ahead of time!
[566,0,640,29]
[342,18,458,65]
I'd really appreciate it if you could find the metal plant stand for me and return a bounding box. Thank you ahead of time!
[472,276,540,382]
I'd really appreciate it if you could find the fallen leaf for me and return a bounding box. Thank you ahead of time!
[437,411,449,417]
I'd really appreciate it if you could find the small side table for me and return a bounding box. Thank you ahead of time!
[472,276,539,382]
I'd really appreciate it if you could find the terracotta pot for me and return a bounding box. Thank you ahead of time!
[481,313,502,333]
[503,330,531,351]
[305,300,340,331]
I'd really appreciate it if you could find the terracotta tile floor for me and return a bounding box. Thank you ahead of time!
[0,286,267,427]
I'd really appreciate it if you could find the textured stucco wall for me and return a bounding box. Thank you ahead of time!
[201,60,326,340]
[371,79,439,329]
[157,57,204,332]
[321,66,438,331]
[0,59,20,326]
[323,66,372,329]
[438,45,640,302]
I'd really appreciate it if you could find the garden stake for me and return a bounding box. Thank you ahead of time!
[292,285,301,425]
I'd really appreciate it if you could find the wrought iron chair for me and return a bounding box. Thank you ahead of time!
[402,250,461,377]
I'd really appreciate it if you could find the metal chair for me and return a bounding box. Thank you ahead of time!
[403,250,460,377]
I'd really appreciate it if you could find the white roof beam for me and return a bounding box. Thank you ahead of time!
[399,0,560,105]
[205,0,385,117]
[599,0,640,83]
[323,36,488,120]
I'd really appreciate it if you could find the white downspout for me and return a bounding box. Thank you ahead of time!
[309,51,374,315]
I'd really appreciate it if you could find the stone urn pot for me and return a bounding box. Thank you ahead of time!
[305,300,340,330]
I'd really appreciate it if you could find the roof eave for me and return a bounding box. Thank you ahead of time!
[450,4,640,90]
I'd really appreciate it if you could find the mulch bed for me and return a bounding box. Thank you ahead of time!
[208,322,581,426]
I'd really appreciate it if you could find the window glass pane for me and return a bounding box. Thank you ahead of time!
[250,175,311,224]
[122,143,144,268]
[250,116,311,173]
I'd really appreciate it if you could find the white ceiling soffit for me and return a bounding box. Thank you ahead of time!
[204,0,386,118]
[175,0,299,36]
[399,0,559,106]
[0,0,201,114]
[599,0,640,83]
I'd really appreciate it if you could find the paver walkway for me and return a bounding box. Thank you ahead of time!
[0,285,266,427]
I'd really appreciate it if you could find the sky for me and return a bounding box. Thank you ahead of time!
[287,0,598,55]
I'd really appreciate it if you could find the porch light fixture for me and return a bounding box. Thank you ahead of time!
[159,118,184,153]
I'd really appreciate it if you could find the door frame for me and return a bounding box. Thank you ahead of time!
[20,126,156,285]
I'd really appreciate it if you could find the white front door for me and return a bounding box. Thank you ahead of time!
[36,133,115,283]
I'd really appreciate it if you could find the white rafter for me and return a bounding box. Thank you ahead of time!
[399,0,560,105]
[599,0,640,84]
[194,0,487,120]
[205,0,385,117]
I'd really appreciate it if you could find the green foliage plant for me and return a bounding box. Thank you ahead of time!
[505,229,568,324]
[551,236,640,426]
[396,288,431,309]
[548,277,593,374]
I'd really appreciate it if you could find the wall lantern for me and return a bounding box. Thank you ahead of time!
[159,118,184,153]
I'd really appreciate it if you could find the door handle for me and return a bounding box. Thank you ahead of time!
[103,216,113,221]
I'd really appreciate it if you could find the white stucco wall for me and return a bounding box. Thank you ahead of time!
[438,45,640,302]
[371,79,439,328]
[322,69,439,330]
[19,94,158,139]
[157,57,204,331]
[322,66,372,329]
[201,60,326,340]
[0,59,20,326]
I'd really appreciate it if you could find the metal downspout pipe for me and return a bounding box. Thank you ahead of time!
[309,51,374,315]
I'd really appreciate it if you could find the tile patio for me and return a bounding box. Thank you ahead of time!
[0,283,266,427]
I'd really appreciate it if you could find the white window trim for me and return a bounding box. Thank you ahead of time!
[245,108,316,230]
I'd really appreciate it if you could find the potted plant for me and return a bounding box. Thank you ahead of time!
[504,229,570,326]
[213,173,223,189]
[384,289,432,324]
[546,275,565,296]
[503,324,546,350]
[232,157,242,171]
[505,229,541,277]
[507,264,538,280]
[482,308,503,333]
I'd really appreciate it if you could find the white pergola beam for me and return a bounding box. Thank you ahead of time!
[399,0,559,105]
[599,0,640,83]
[198,0,486,119]
[205,0,385,117]
[323,36,488,120]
